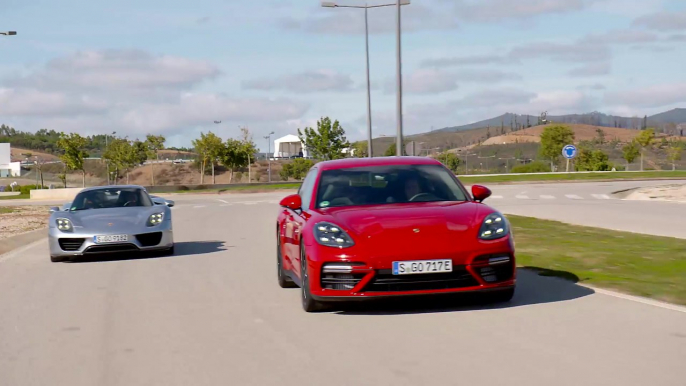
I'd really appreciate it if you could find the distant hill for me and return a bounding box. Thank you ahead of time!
[647,108,686,124]
[433,108,686,134]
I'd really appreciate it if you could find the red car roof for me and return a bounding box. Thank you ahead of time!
[315,156,442,171]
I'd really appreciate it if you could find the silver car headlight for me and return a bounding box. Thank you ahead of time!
[56,218,73,232]
[478,212,509,240]
[148,213,164,226]
[314,222,355,248]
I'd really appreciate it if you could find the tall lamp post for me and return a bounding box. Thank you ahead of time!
[321,1,410,158]
[264,131,274,182]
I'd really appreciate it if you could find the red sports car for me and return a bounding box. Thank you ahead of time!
[276,156,515,312]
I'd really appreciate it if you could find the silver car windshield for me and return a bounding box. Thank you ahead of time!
[70,188,153,211]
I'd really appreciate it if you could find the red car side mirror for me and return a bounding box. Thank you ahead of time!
[279,194,302,210]
[472,185,492,202]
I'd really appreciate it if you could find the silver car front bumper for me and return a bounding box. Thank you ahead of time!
[48,224,174,258]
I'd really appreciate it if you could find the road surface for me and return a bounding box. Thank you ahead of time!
[0,193,685,386]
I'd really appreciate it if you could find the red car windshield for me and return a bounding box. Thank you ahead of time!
[315,164,468,209]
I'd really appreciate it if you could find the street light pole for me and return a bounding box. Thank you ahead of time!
[395,0,404,157]
[322,1,409,158]
[264,131,274,182]
[364,6,373,158]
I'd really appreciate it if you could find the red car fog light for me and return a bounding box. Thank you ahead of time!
[472,255,514,283]
[321,263,369,290]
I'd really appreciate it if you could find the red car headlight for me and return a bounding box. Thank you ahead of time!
[478,212,509,240]
[313,222,355,249]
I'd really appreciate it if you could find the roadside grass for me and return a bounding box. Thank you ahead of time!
[0,193,30,200]
[460,170,686,185]
[0,207,16,214]
[508,215,686,306]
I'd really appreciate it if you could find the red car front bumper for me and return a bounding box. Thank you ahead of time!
[305,236,516,301]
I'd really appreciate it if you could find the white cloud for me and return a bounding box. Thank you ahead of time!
[421,54,520,68]
[604,83,686,109]
[0,50,309,143]
[633,10,686,31]
[242,70,355,93]
[512,41,611,63]
[7,50,221,92]
[282,2,459,35]
[453,0,588,23]
[382,69,521,95]
[568,62,611,77]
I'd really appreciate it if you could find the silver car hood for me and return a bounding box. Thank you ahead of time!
[58,207,165,234]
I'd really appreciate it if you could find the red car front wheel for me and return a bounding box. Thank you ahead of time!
[300,244,325,312]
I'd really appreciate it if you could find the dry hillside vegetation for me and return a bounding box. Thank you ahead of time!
[482,124,643,146]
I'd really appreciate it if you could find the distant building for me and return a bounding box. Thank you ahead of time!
[273,135,310,159]
[0,143,21,178]
[677,124,685,137]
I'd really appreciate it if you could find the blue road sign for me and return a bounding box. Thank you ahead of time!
[562,144,577,159]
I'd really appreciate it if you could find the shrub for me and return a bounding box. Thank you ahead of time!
[510,161,552,173]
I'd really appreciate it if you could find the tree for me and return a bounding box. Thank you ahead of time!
[145,135,165,186]
[514,148,524,161]
[297,117,350,160]
[220,138,248,183]
[280,158,315,180]
[239,127,258,182]
[634,128,655,171]
[351,141,368,158]
[667,143,683,171]
[539,124,575,171]
[103,138,138,184]
[56,133,88,188]
[435,152,461,173]
[595,128,606,145]
[196,131,223,184]
[192,132,213,184]
[576,148,611,171]
[384,142,407,156]
[622,141,640,171]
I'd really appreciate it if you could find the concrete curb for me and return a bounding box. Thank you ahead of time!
[0,228,47,257]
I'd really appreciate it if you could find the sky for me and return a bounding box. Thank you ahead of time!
[0,0,685,150]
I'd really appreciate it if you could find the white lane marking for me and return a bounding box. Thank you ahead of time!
[515,195,530,199]
[565,194,583,200]
[540,195,556,200]
[0,238,47,263]
[243,202,258,205]
[217,199,230,204]
[592,194,610,200]
[585,285,686,314]
[193,205,206,208]
[491,195,504,199]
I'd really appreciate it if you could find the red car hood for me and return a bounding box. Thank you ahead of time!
[315,202,493,265]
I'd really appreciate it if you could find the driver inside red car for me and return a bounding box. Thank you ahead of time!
[404,176,422,201]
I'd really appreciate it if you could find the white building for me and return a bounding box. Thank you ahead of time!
[0,143,21,178]
[273,134,310,159]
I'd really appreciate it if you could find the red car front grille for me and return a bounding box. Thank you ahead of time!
[363,267,480,292]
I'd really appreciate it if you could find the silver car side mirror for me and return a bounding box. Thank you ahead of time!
[49,207,60,213]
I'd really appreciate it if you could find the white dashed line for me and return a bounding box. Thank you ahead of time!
[515,195,530,199]
[491,195,504,199]
[193,205,206,208]
[217,199,230,204]
[565,194,583,200]
[592,194,610,200]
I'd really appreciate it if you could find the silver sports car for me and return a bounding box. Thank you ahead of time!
[48,185,174,262]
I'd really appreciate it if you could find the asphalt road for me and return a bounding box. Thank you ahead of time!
[1,193,685,386]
